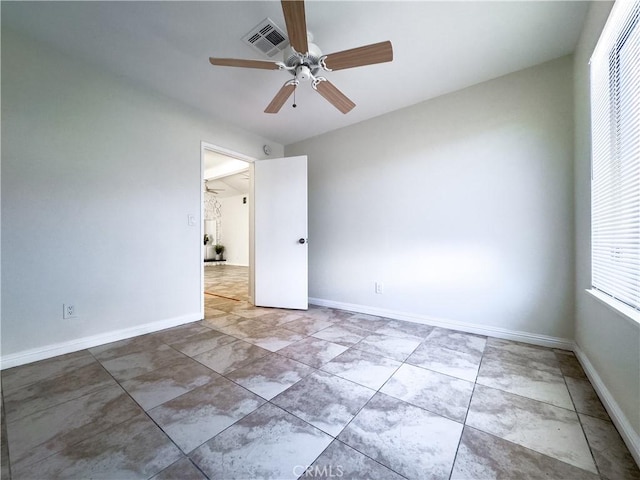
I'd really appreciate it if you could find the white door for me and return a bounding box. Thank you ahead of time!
[253,155,308,309]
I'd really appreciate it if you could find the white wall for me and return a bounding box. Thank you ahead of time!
[1,29,283,364]
[573,1,640,454]
[287,56,575,343]
[219,194,249,266]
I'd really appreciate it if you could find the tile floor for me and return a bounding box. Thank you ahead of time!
[1,265,638,479]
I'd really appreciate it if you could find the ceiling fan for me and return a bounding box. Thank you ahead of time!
[204,179,225,195]
[209,0,393,114]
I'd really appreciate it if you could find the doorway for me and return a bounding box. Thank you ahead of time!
[200,144,309,314]
[200,142,254,315]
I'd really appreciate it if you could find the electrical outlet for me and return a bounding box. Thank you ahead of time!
[375,282,384,294]
[63,304,77,319]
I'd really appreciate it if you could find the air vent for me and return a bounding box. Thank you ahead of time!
[242,18,289,58]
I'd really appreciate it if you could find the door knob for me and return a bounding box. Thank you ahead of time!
[298,238,307,244]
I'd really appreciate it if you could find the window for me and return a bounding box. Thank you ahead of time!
[590,0,640,317]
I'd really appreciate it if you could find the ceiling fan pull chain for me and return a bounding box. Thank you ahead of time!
[293,74,297,108]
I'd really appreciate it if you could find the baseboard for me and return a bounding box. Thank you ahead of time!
[308,297,574,350]
[574,346,640,466]
[204,262,248,267]
[0,313,202,370]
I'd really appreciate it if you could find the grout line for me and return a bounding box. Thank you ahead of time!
[449,348,486,480]
[87,352,192,468]
[267,376,409,479]
[562,371,602,477]
[9,355,159,476]
[184,457,210,480]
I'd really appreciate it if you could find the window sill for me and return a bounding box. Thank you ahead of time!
[586,289,640,327]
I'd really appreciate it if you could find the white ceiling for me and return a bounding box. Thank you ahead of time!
[205,172,250,198]
[2,1,589,145]
[204,150,250,198]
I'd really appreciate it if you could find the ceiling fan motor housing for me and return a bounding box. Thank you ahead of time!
[283,42,322,77]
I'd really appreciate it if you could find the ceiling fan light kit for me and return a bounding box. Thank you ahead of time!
[209,0,393,114]
[295,64,312,81]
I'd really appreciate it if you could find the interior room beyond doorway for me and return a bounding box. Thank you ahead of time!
[203,149,250,300]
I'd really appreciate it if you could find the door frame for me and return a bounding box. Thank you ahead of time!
[200,142,256,317]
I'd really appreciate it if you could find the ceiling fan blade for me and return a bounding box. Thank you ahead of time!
[265,82,297,114]
[314,79,355,114]
[209,57,280,70]
[281,0,308,53]
[322,41,393,71]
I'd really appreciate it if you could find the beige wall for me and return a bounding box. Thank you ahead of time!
[288,55,575,344]
[1,28,283,364]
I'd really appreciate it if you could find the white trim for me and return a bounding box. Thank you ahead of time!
[0,313,202,370]
[586,289,640,327]
[201,143,256,164]
[308,297,574,350]
[574,346,640,466]
[200,143,205,320]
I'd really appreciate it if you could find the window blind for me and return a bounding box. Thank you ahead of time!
[590,0,640,313]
